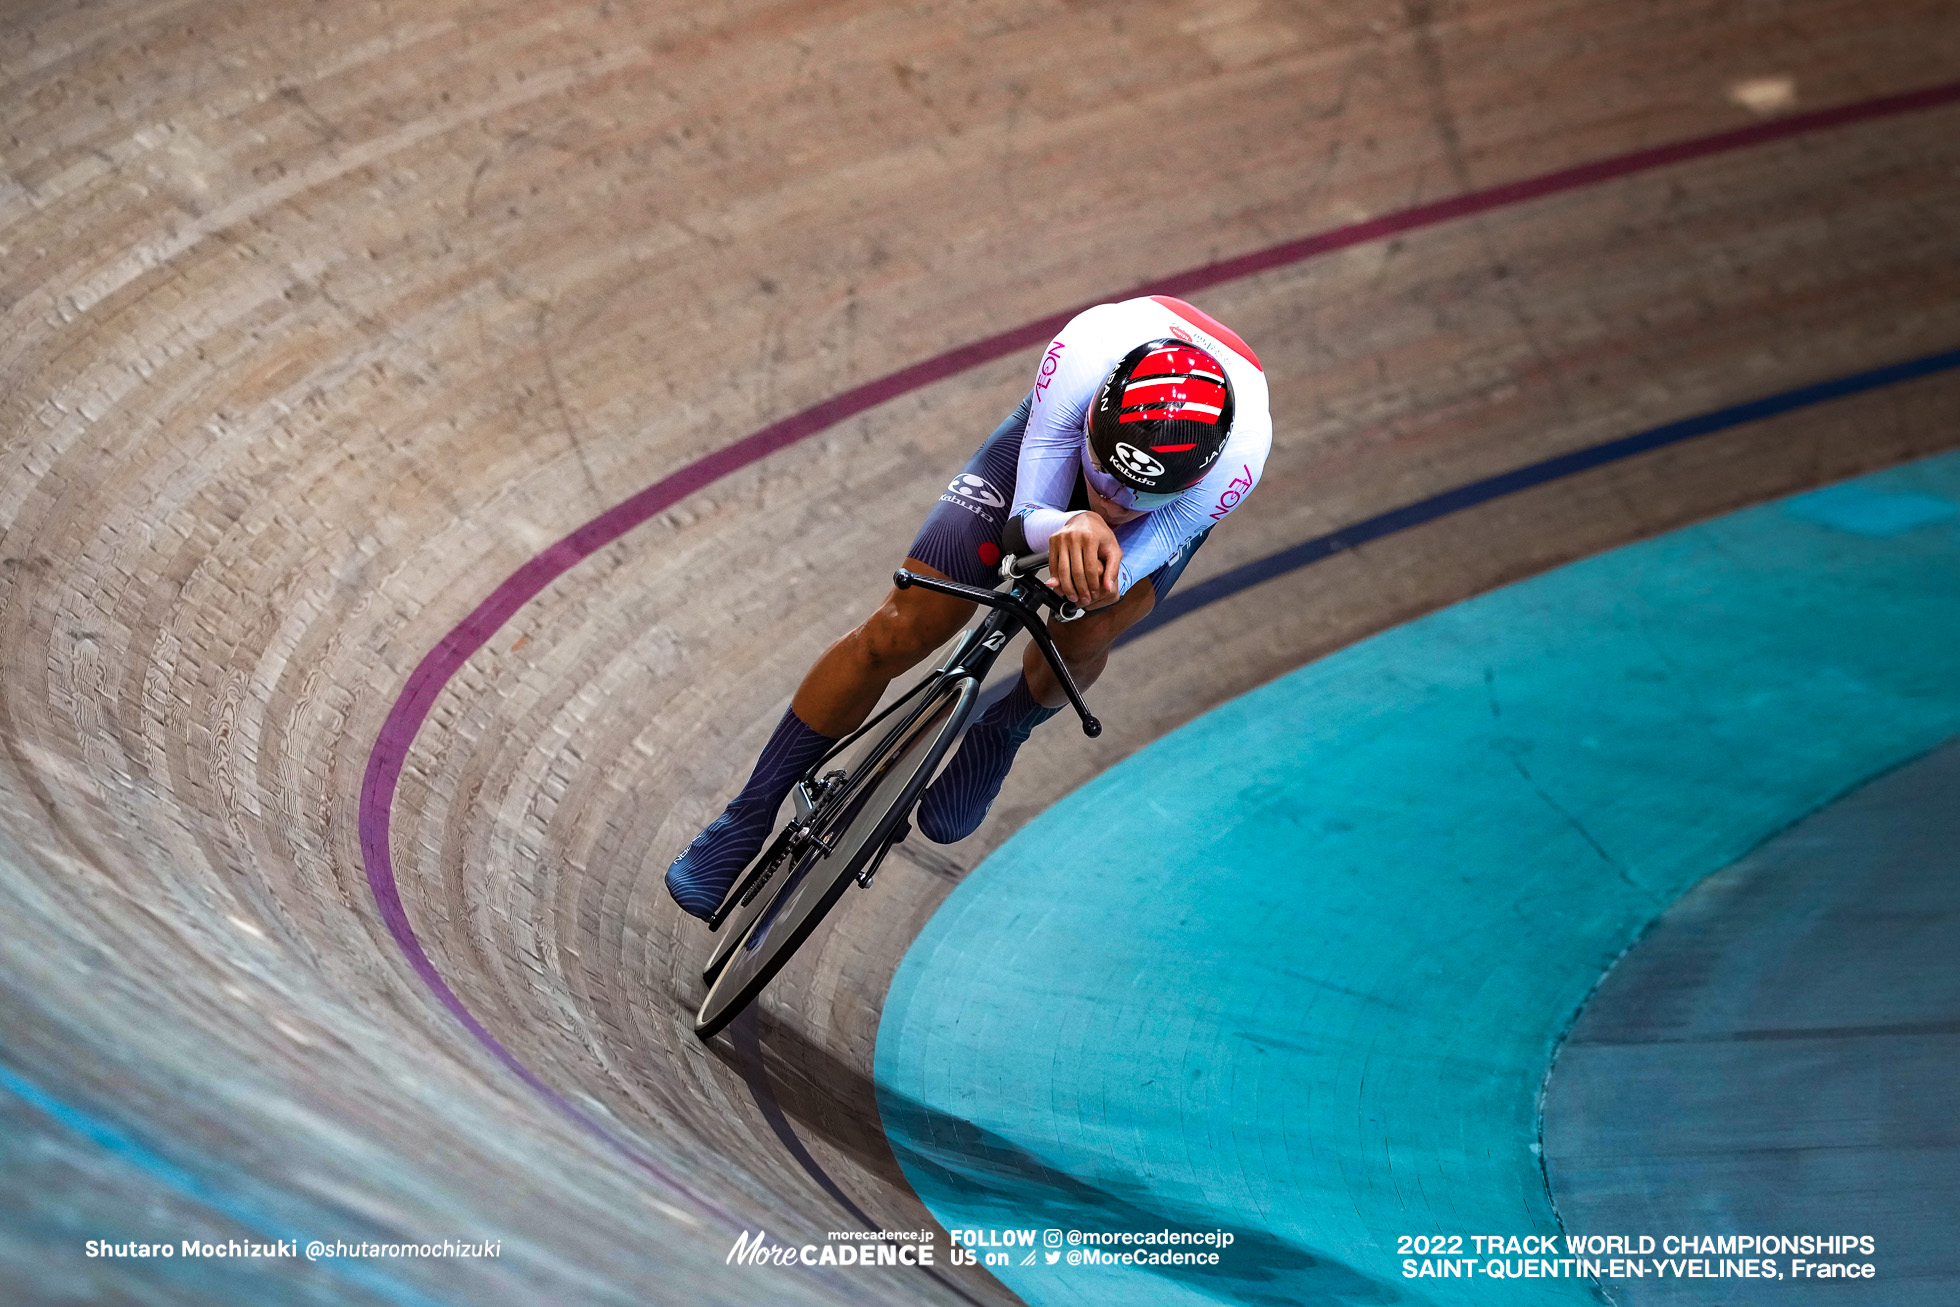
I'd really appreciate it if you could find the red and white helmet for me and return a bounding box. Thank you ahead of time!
[1084,338,1235,509]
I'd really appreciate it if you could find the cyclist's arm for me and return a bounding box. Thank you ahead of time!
[1009,307,1125,554]
[1109,405,1271,593]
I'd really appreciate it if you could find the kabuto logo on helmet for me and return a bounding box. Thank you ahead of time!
[1088,337,1236,498]
[1112,443,1166,481]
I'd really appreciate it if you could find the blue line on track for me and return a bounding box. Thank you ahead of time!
[0,1059,452,1307]
[1122,346,1960,643]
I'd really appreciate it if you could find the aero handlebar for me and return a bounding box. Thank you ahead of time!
[890,557,1102,738]
[1003,550,1049,579]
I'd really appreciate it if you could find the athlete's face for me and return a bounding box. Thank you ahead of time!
[1084,479,1145,525]
[1079,429,1178,519]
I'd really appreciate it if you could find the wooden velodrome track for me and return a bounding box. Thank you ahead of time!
[3,2,1958,1302]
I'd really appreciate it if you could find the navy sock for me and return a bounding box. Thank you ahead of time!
[988,676,1061,743]
[916,676,1060,844]
[666,707,835,919]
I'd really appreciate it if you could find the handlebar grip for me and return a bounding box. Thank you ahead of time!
[1081,715,1102,738]
[1002,551,1050,580]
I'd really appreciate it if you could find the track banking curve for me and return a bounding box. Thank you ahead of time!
[6,4,1960,1303]
[361,75,1960,1223]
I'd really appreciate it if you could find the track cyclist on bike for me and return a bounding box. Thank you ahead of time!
[665,295,1272,920]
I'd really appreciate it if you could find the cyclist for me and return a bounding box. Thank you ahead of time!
[666,295,1272,919]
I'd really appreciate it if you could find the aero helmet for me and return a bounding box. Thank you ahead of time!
[1085,338,1234,509]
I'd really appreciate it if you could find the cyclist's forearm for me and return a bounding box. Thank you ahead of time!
[1012,505,1089,555]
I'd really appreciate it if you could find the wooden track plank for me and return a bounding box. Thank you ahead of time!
[3,2,1958,1301]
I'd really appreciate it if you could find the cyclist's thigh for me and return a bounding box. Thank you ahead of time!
[865,558,975,663]
[1051,578,1152,658]
[905,392,1031,589]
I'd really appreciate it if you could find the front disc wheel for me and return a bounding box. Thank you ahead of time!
[692,676,974,1038]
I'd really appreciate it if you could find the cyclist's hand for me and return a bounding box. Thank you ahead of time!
[1049,511,1121,608]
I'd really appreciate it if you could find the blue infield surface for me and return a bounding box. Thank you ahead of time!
[875,450,1960,1306]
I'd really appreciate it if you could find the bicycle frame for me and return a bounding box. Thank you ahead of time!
[895,560,1103,738]
[702,553,1098,935]
[803,551,1099,770]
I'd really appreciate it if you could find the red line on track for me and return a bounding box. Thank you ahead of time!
[357,78,1960,1219]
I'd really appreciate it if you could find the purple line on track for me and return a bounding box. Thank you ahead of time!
[358,659,740,1219]
[356,79,1960,1219]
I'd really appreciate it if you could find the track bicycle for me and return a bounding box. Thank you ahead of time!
[692,550,1100,1038]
